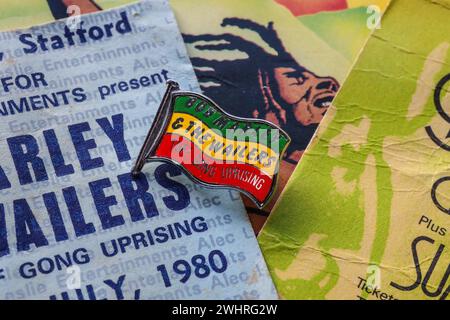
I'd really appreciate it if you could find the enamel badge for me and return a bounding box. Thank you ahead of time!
[132,81,291,208]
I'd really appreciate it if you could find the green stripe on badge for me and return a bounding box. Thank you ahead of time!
[173,94,289,151]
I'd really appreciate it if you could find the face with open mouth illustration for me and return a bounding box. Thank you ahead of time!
[274,67,339,126]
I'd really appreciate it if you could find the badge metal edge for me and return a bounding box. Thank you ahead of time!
[133,81,292,209]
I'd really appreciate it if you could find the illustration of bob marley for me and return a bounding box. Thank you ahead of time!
[183,18,340,164]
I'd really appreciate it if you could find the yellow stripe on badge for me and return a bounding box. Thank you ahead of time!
[165,113,280,176]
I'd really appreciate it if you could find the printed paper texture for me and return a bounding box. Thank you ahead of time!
[259,0,450,300]
[0,1,277,300]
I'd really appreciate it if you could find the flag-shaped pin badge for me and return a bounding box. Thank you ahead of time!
[132,81,291,208]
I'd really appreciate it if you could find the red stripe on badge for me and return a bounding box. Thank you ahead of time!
[155,133,274,203]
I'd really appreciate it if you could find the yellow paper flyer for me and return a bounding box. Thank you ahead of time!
[259,0,450,300]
